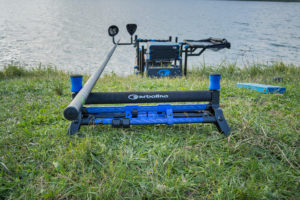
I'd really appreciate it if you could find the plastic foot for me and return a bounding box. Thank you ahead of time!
[67,113,82,135]
[213,107,230,136]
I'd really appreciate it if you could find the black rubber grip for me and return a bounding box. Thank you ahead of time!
[83,91,212,104]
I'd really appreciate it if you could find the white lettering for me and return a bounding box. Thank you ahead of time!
[128,94,169,100]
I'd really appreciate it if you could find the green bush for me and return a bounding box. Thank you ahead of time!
[3,65,26,78]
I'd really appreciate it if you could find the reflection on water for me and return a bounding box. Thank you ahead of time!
[0,0,300,75]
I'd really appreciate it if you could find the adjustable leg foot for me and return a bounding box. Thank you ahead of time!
[213,108,230,136]
[67,113,82,135]
[68,121,81,135]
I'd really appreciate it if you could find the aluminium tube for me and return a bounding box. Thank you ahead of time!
[64,41,119,121]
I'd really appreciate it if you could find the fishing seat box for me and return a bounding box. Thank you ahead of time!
[147,42,180,61]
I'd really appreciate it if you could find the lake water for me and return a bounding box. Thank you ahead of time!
[0,0,300,75]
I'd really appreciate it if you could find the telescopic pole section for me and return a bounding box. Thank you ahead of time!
[64,41,119,121]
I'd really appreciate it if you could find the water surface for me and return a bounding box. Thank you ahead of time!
[0,0,300,75]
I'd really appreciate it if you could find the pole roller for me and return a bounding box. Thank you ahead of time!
[64,41,119,121]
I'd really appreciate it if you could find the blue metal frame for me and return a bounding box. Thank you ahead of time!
[67,74,230,136]
[86,104,207,113]
[86,104,207,125]
[91,104,205,125]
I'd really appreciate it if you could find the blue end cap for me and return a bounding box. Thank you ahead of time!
[184,45,189,49]
[70,75,83,93]
[209,73,221,90]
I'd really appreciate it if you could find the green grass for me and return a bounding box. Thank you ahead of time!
[0,63,299,199]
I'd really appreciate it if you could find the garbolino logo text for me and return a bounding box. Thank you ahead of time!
[128,94,169,100]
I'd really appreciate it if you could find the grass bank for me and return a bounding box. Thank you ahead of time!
[0,63,299,199]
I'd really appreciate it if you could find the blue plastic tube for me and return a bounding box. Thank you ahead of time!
[209,73,221,90]
[70,75,83,93]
